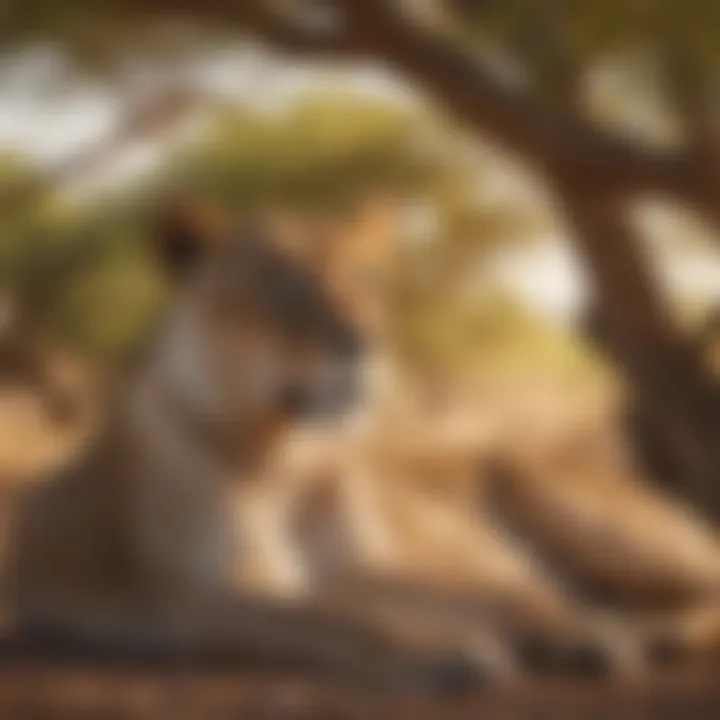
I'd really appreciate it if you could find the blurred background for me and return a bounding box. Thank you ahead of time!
[3,1,720,717]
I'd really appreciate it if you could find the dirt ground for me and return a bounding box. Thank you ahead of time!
[0,660,717,719]
[1,388,719,718]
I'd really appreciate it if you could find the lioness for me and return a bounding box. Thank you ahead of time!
[230,205,645,677]
[4,202,479,688]
[240,202,720,674]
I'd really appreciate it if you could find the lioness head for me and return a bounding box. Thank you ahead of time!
[148,201,363,450]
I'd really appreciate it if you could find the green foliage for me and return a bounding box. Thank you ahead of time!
[0,91,547,370]
[45,236,165,360]
[448,0,720,63]
[2,0,718,120]
[0,150,163,359]
[392,283,603,386]
[0,1,223,76]
[163,93,438,211]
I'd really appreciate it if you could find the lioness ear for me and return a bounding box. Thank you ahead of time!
[153,198,229,280]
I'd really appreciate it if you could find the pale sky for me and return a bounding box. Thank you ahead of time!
[2,47,720,325]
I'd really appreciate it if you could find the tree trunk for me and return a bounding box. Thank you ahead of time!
[556,178,720,515]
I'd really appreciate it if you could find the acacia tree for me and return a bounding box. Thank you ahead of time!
[3,0,720,512]
[1,89,524,417]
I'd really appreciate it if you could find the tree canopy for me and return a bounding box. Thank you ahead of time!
[3,0,720,509]
[0,91,546,369]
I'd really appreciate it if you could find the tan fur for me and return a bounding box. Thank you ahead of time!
[4,218,482,688]
[12,198,720,685]
[230,204,637,675]
[235,416,646,677]
[489,412,720,660]
[233,205,720,674]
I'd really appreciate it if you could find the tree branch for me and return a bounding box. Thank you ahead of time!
[333,0,704,199]
[139,0,366,57]
[132,1,707,206]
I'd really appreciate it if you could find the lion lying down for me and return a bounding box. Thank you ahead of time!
[4,210,485,689]
[234,378,720,680]
[6,203,720,688]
